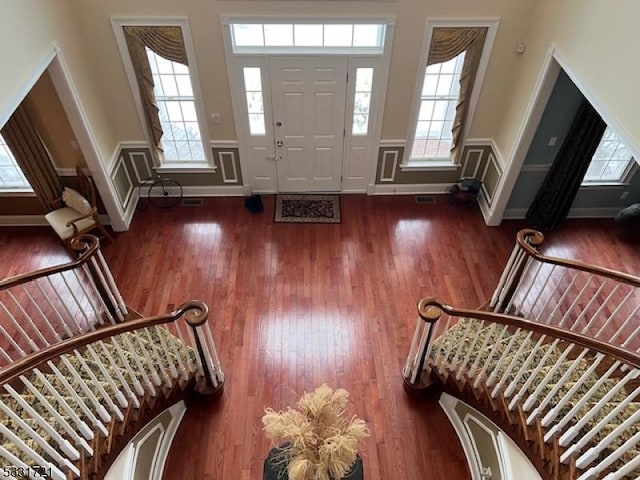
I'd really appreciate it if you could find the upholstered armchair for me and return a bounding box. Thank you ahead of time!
[45,167,113,252]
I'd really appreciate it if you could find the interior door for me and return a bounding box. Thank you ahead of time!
[269,56,348,192]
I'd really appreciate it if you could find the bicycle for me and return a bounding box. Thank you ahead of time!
[139,173,183,210]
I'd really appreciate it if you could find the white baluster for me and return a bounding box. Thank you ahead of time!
[96,341,139,408]
[491,243,520,309]
[0,324,26,360]
[504,335,546,399]
[545,272,579,325]
[153,326,179,380]
[449,319,476,373]
[59,270,95,332]
[58,355,111,423]
[0,300,38,351]
[0,391,79,461]
[468,322,499,378]
[577,428,640,476]
[96,250,128,317]
[129,332,162,387]
[19,374,93,455]
[84,343,129,408]
[403,316,423,380]
[544,357,617,439]
[143,327,172,385]
[175,321,196,374]
[19,285,61,341]
[107,336,145,397]
[513,261,544,316]
[541,352,604,430]
[32,368,94,440]
[509,338,560,410]
[560,370,640,453]
[71,350,124,421]
[46,275,84,333]
[473,325,510,389]
[504,256,535,313]
[118,334,157,395]
[88,256,124,322]
[186,325,203,373]
[602,451,640,479]
[161,325,188,381]
[46,360,109,437]
[557,276,593,329]
[486,328,522,388]
[203,322,224,385]
[581,284,621,334]
[0,424,69,480]
[430,315,451,372]
[72,267,109,327]
[34,277,73,338]
[457,321,486,381]
[492,331,536,398]
[609,303,640,345]
[522,344,587,416]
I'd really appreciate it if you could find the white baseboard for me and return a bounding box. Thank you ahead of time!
[478,191,492,224]
[369,183,455,195]
[180,185,247,197]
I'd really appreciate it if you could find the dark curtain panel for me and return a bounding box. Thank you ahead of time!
[1,103,63,211]
[525,100,606,230]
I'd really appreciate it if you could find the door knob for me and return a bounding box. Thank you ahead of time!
[276,121,282,127]
[276,140,283,147]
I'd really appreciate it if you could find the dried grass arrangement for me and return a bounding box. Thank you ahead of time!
[262,384,369,480]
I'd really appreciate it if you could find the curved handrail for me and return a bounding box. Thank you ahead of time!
[0,300,208,385]
[517,229,640,287]
[0,234,100,290]
[418,297,640,369]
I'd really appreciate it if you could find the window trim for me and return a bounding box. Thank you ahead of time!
[111,17,214,170]
[401,18,499,170]
[581,128,636,186]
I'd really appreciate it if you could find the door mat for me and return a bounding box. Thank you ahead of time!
[274,194,341,224]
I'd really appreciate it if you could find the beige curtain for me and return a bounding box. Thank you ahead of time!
[427,27,488,163]
[1,104,63,211]
[124,26,188,167]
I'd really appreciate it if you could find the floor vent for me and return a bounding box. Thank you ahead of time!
[181,198,203,207]
[414,195,436,204]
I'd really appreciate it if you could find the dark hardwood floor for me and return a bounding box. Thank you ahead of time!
[1,195,638,479]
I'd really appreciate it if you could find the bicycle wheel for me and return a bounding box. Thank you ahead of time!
[147,178,183,209]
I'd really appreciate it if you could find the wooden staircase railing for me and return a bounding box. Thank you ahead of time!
[0,235,225,478]
[0,235,129,367]
[491,229,640,352]
[0,301,225,479]
[404,229,640,480]
[403,299,640,480]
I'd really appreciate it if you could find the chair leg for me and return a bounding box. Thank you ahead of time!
[97,223,114,244]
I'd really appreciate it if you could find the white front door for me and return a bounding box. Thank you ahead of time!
[269,56,348,192]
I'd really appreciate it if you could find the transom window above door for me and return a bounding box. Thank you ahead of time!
[229,21,387,54]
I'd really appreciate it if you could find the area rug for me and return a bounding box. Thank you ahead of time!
[274,194,341,224]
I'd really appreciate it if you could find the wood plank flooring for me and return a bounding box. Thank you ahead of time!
[1,195,638,479]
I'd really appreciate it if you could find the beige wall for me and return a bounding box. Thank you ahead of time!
[24,71,84,168]
[0,0,119,164]
[495,0,640,163]
[70,0,536,145]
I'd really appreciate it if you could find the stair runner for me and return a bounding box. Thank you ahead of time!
[430,319,640,478]
[0,326,197,477]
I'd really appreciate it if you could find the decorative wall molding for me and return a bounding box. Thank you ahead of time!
[461,148,484,179]
[55,168,78,177]
[379,139,406,147]
[210,140,239,148]
[129,151,154,184]
[379,150,399,182]
[369,183,455,195]
[218,151,239,184]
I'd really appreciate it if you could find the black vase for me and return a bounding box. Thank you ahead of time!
[263,444,364,480]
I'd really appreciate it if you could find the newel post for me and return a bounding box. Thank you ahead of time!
[184,302,225,397]
[402,298,442,396]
